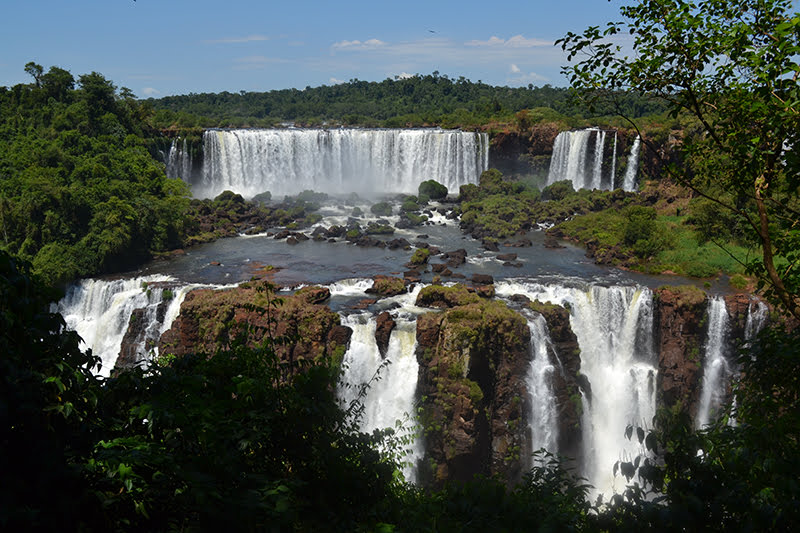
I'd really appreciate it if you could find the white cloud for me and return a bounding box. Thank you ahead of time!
[507,71,549,85]
[394,72,415,79]
[332,38,386,51]
[510,63,521,73]
[466,34,552,48]
[206,34,271,44]
[142,87,160,96]
[329,77,345,84]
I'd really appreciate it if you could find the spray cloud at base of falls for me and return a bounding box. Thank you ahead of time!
[167,128,489,199]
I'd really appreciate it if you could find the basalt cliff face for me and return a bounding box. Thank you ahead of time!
[414,285,532,486]
[158,284,351,366]
[654,285,708,414]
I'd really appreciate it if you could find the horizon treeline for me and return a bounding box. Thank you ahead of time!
[146,71,669,129]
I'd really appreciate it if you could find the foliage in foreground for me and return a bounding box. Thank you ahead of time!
[559,0,800,319]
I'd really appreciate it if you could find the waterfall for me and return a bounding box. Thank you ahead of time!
[696,296,732,428]
[547,129,641,192]
[591,130,607,190]
[56,277,213,376]
[526,313,560,454]
[547,129,594,190]
[496,281,657,496]
[166,138,196,182]
[169,128,488,199]
[622,136,641,192]
[610,133,618,188]
[337,304,423,481]
[745,300,769,341]
[57,276,172,376]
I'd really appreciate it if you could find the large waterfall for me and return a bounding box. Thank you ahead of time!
[167,128,489,199]
[497,281,657,496]
[547,129,642,192]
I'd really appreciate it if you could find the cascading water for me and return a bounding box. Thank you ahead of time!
[525,313,560,455]
[56,277,211,376]
[168,128,488,199]
[497,281,657,496]
[57,276,172,376]
[547,129,641,192]
[336,285,425,481]
[745,299,769,341]
[591,130,607,190]
[165,138,196,182]
[696,296,732,428]
[622,136,641,192]
[547,129,594,189]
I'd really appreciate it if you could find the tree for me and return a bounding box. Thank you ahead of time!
[558,0,800,319]
[24,61,43,87]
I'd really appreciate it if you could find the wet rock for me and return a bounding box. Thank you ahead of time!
[443,249,467,268]
[496,253,517,262]
[504,261,523,268]
[351,298,377,310]
[415,298,531,487]
[483,241,500,252]
[366,275,407,297]
[543,235,565,249]
[506,238,532,248]
[386,238,411,250]
[274,230,290,240]
[471,274,494,285]
[431,263,448,273]
[374,311,396,358]
[654,285,708,415]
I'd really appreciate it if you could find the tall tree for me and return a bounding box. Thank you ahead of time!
[558,0,800,319]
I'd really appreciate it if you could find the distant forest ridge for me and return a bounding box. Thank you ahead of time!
[147,72,669,129]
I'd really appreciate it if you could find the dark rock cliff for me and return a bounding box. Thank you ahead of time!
[158,283,351,368]
[414,285,532,487]
[654,285,708,416]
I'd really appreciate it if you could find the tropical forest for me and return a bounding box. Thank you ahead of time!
[1,0,799,531]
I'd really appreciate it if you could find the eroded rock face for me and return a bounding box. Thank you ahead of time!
[415,297,531,487]
[374,311,395,358]
[158,282,351,369]
[654,285,708,415]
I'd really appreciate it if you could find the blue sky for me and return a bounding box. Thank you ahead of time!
[2,0,627,97]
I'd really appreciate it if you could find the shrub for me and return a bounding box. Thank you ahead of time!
[370,202,393,216]
[419,179,448,200]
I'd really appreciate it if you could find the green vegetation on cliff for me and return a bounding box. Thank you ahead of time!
[0,65,190,285]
